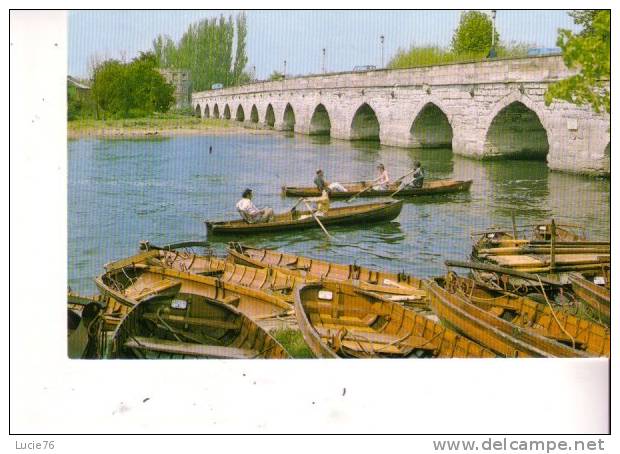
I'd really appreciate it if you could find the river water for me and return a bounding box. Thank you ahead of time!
[68,133,610,293]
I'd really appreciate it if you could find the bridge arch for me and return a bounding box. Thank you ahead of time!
[235,105,245,122]
[351,103,380,141]
[195,104,202,117]
[410,102,453,148]
[484,101,549,159]
[482,94,551,160]
[250,105,259,123]
[265,104,276,127]
[602,142,610,175]
[283,103,296,131]
[223,104,231,119]
[213,104,220,119]
[204,104,210,119]
[309,104,331,135]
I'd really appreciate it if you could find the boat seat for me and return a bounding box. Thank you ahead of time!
[125,337,258,359]
[124,279,181,300]
[142,313,241,330]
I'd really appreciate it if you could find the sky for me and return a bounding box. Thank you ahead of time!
[68,10,580,79]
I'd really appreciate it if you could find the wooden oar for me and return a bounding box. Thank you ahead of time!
[302,200,333,239]
[389,169,417,197]
[346,182,376,203]
[289,197,305,212]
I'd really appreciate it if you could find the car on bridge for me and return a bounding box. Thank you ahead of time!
[353,65,377,72]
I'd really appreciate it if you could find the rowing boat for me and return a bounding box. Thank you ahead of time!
[568,272,610,324]
[294,281,497,358]
[227,242,427,306]
[95,254,293,331]
[282,179,473,198]
[423,279,593,358]
[110,291,290,359]
[205,200,403,235]
[441,273,609,356]
[68,295,104,359]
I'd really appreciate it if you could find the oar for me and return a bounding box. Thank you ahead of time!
[302,199,333,239]
[346,182,376,203]
[389,169,417,197]
[289,197,305,212]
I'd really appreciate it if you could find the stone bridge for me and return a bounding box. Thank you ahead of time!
[192,55,610,175]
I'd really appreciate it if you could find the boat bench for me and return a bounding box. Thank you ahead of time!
[125,337,258,359]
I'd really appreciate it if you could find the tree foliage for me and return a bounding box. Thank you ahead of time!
[91,52,175,118]
[153,13,250,91]
[451,11,499,55]
[545,10,610,113]
[269,70,284,81]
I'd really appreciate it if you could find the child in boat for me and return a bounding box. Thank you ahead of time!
[314,169,346,192]
[236,188,275,223]
[299,189,330,219]
[371,163,390,190]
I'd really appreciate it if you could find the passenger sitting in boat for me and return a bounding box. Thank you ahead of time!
[314,169,346,192]
[371,163,390,190]
[399,161,425,189]
[236,188,275,223]
[299,189,331,219]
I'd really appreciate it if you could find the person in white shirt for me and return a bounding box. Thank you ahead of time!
[235,188,275,223]
[371,163,390,190]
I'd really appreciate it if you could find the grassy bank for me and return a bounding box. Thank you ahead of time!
[271,328,314,358]
[67,114,250,139]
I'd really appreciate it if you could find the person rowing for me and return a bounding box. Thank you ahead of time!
[371,163,390,190]
[314,169,346,192]
[297,189,331,220]
[398,161,425,190]
[236,188,275,223]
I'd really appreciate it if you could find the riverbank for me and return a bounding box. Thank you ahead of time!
[67,115,275,139]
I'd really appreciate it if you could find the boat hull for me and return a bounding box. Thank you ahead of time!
[282,179,472,198]
[205,200,403,235]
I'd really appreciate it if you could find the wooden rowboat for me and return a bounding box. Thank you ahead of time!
[442,273,609,356]
[205,200,403,235]
[227,242,427,306]
[96,255,293,331]
[424,280,593,358]
[295,281,497,358]
[111,292,290,359]
[282,179,473,198]
[67,293,104,359]
[568,272,611,324]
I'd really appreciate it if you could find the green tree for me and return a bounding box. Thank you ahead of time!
[568,10,600,36]
[91,52,174,118]
[545,10,610,113]
[232,12,248,85]
[269,70,284,81]
[451,11,499,55]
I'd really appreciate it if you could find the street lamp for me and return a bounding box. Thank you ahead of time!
[283,59,287,78]
[380,35,385,68]
[488,10,497,58]
[322,48,326,74]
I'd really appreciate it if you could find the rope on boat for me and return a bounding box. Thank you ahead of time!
[536,275,576,349]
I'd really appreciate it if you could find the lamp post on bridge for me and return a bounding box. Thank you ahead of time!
[322,48,326,74]
[488,10,497,58]
[380,35,385,68]
[283,59,287,78]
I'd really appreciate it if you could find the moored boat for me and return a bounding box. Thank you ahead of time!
[424,279,593,358]
[294,281,497,358]
[95,254,293,331]
[282,179,472,198]
[205,200,403,235]
[68,297,104,359]
[227,242,427,306]
[441,272,610,356]
[111,291,290,359]
[568,272,611,324]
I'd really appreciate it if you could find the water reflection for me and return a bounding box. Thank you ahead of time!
[68,134,610,293]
